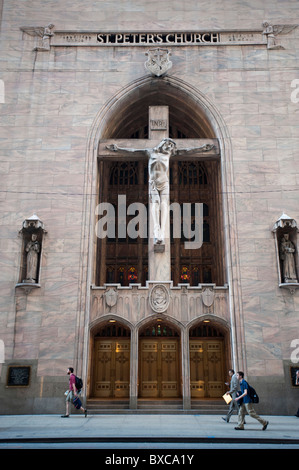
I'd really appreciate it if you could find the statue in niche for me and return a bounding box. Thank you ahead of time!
[24,234,40,283]
[279,233,298,283]
[106,138,214,245]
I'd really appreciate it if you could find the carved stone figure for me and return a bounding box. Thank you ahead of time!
[262,21,297,50]
[106,139,214,245]
[279,233,298,283]
[34,24,55,51]
[24,234,40,283]
[149,284,170,313]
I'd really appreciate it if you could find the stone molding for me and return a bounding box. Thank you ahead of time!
[90,282,229,325]
[20,23,297,50]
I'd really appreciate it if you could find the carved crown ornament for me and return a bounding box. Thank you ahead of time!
[20,22,297,51]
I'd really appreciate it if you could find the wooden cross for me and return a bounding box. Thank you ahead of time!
[99,106,219,282]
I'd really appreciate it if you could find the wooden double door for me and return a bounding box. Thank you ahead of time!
[92,336,225,400]
[93,338,130,398]
[139,338,181,398]
[189,339,225,398]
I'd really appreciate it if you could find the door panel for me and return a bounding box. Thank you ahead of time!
[189,341,205,397]
[93,338,130,398]
[140,339,180,398]
[140,340,158,397]
[190,339,224,398]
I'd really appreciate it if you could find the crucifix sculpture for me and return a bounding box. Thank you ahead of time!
[100,106,219,282]
[107,137,213,246]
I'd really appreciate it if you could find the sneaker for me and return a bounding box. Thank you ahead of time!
[61,414,69,418]
[222,417,228,422]
[262,421,269,430]
[234,427,244,430]
[84,409,87,418]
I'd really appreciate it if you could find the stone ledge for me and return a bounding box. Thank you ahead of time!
[15,282,41,294]
[91,282,229,291]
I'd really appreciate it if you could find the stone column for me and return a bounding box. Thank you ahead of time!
[181,327,191,409]
[129,326,138,409]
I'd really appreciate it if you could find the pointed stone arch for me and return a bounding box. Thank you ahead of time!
[79,75,246,406]
[187,315,231,399]
[137,313,183,399]
[88,315,133,399]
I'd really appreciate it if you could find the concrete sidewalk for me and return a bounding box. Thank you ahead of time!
[0,413,299,447]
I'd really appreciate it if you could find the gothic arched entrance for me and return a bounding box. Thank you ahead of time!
[90,320,131,399]
[189,319,229,399]
[95,78,225,289]
[138,318,182,399]
[83,75,244,410]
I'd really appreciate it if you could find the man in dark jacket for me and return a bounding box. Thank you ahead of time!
[234,371,268,430]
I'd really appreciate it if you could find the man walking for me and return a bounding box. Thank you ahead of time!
[234,371,268,430]
[61,367,87,418]
[222,369,240,423]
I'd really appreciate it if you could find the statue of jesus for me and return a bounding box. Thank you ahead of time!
[106,138,214,245]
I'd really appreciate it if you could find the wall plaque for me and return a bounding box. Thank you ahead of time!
[51,30,264,47]
[7,366,31,387]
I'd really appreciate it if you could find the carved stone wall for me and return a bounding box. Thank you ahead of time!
[0,0,299,415]
[90,283,229,326]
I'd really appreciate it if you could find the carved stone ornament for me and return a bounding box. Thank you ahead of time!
[149,284,170,313]
[272,213,298,232]
[202,287,215,307]
[104,288,118,308]
[21,24,55,51]
[262,21,297,50]
[145,48,172,77]
[21,213,46,232]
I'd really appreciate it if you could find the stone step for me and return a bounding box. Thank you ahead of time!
[87,399,130,410]
[138,399,183,410]
[86,398,228,414]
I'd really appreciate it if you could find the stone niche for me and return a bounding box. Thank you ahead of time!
[15,214,46,293]
[272,214,299,294]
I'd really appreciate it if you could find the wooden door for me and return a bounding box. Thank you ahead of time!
[139,338,180,398]
[190,339,225,398]
[93,338,130,398]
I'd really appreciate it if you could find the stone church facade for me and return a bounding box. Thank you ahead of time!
[0,0,299,415]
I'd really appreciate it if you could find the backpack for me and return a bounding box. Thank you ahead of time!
[247,383,259,403]
[75,376,83,391]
